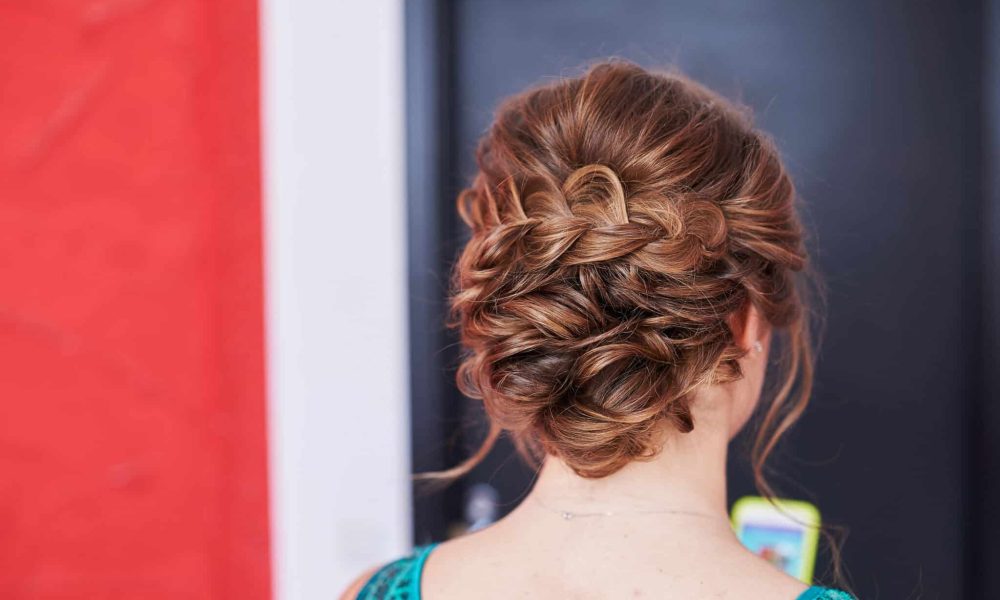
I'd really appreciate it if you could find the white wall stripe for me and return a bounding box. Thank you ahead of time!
[260,1,411,597]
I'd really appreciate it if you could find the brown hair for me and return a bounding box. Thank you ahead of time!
[424,59,817,500]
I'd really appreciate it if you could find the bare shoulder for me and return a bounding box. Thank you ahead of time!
[733,570,809,599]
[419,524,511,595]
[338,565,379,600]
[730,547,811,599]
[760,576,810,600]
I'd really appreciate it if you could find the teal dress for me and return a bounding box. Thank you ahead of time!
[356,543,856,599]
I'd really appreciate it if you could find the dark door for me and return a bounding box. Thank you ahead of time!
[406,1,998,598]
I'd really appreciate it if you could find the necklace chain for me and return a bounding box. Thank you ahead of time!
[532,494,728,522]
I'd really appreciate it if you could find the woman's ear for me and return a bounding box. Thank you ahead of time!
[729,300,764,353]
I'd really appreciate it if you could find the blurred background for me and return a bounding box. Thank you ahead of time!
[1,1,998,599]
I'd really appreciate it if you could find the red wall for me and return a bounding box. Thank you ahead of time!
[0,1,271,598]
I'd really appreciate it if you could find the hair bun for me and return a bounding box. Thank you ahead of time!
[442,59,813,480]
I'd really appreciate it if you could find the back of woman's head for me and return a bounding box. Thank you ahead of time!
[442,58,815,485]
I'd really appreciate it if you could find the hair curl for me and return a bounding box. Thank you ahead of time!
[426,59,816,488]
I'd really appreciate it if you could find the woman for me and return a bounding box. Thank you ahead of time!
[342,59,854,599]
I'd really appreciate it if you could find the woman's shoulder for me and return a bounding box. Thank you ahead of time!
[339,543,439,600]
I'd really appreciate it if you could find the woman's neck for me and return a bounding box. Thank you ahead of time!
[517,397,735,524]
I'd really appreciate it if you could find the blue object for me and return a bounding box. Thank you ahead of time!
[739,523,808,578]
[354,543,856,599]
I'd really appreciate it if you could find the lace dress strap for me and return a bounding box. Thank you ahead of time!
[355,543,438,600]
[797,586,857,600]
